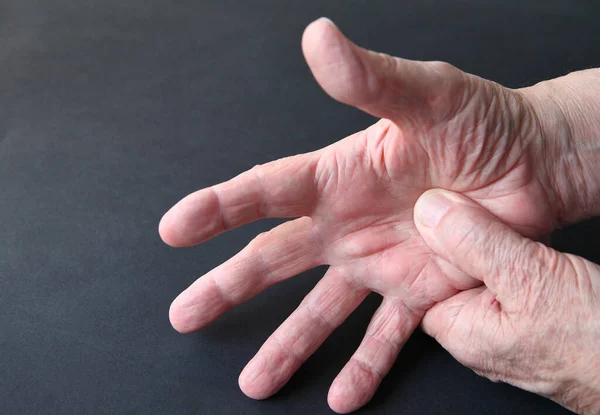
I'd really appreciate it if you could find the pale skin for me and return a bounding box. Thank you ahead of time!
[159,18,600,414]
[415,189,600,414]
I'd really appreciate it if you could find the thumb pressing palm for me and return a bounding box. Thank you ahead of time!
[415,189,600,414]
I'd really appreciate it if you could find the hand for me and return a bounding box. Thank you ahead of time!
[415,189,600,414]
[160,18,564,413]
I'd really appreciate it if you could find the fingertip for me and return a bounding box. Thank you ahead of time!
[169,291,209,334]
[238,370,257,399]
[158,190,222,248]
[302,17,369,107]
[158,199,195,248]
[327,383,362,414]
[238,370,253,399]
[158,210,181,247]
[301,17,340,55]
[327,389,353,414]
[327,369,375,414]
[413,189,483,242]
[301,17,340,69]
[238,374,263,400]
[238,358,276,400]
[413,189,456,228]
[169,296,194,334]
[413,190,455,260]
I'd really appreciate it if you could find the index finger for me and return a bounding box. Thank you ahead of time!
[159,152,320,247]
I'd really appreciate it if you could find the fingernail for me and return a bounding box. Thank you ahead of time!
[415,191,453,228]
[317,17,336,27]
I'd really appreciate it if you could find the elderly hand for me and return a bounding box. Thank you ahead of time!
[159,18,581,413]
[415,189,600,414]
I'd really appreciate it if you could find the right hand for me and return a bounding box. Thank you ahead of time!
[415,189,600,414]
[160,18,590,413]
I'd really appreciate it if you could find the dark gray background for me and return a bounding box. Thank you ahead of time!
[1,1,598,413]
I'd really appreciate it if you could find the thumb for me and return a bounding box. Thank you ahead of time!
[413,189,543,305]
[420,286,489,346]
[301,18,466,126]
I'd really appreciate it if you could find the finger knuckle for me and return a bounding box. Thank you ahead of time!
[366,52,398,104]
[305,303,336,331]
[426,60,457,76]
[245,231,270,260]
[509,241,555,301]
[254,231,270,243]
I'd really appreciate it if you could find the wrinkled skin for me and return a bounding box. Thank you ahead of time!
[159,19,565,413]
[415,189,600,414]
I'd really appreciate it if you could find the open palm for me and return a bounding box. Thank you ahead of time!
[159,19,556,413]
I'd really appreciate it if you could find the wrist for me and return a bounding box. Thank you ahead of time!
[557,359,600,414]
[518,69,600,226]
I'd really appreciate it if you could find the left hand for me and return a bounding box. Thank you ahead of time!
[415,189,600,414]
[160,18,565,413]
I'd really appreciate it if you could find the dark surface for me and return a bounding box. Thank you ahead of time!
[1,1,598,414]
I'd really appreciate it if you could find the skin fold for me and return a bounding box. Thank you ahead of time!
[159,18,600,414]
